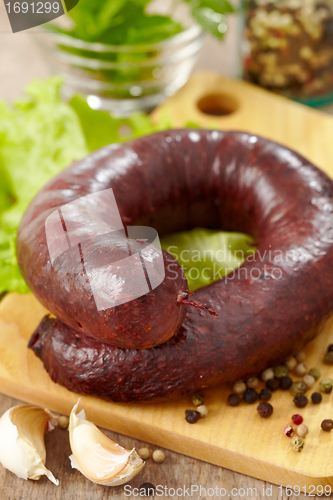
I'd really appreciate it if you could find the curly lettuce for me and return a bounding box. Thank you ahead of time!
[0,77,88,294]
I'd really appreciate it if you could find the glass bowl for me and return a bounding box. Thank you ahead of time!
[35,24,204,116]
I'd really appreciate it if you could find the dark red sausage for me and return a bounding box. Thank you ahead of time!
[17,155,188,350]
[20,130,333,402]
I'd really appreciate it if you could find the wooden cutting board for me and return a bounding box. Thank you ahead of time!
[2,72,333,490]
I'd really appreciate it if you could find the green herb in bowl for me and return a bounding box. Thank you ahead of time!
[36,0,234,115]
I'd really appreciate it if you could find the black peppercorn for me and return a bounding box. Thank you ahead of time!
[227,394,241,407]
[259,388,272,401]
[328,344,333,352]
[311,392,322,404]
[140,483,155,496]
[266,378,279,392]
[185,410,200,423]
[324,351,333,365]
[293,395,308,408]
[243,388,259,404]
[257,402,273,418]
[321,419,333,432]
[279,376,292,390]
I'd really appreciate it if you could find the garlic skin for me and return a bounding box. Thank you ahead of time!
[0,405,58,485]
[69,401,144,486]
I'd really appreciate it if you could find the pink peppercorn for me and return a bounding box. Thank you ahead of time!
[292,414,303,426]
[284,424,294,438]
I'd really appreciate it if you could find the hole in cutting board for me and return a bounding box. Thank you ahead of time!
[197,93,238,116]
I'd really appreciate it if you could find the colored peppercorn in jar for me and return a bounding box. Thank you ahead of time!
[241,0,333,106]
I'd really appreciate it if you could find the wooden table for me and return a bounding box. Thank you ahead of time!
[0,4,330,499]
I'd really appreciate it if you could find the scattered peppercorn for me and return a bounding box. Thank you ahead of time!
[152,450,165,463]
[227,394,241,407]
[293,395,308,408]
[290,435,304,452]
[324,351,333,365]
[138,447,150,460]
[185,410,200,424]
[284,424,294,437]
[321,419,333,432]
[259,388,272,401]
[295,351,306,363]
[191,394,204,406]
[279,376,292,390]
[297,424,309,438]
[294,363,307,377]
[290,381,307,397]
[292,414,303,426]
[261,368,274,382]
[302,374,315,389]
[285,356,297,371]
[247,377,259,389]
[274,365,289,379]
[243,389,259,404]
[197,405,208,418]
[319,378,333,393]
[308,368,321,380]
[257,402,273,418]
[57,415,69,429]
[266,378,279,392]
[311,392,322,404]
[327,344,333,352]
[140,483,155,496]
[232,381,247,395]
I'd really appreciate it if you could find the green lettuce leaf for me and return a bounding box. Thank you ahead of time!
[161,228,256,291]
[69,95,157,152]
[0,76,88,295]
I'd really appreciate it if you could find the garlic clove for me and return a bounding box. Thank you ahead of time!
[0,405,58,485]
[69,400,144,486]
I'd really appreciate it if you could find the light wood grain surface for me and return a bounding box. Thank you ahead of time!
[2,290,333,494]
[1,6,333,500]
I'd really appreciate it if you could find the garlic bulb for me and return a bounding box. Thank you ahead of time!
[0,405,58,485]
[69,401,144,486]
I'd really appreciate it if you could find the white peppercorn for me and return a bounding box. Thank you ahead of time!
[152,450,165,463]
[138,447,150,460]
[232,380,247,394]
[57,415,69,429]
[303,374,315,389]
[285,356,297,371]
[247,377,259,389]
[197,405,208,418]
[261,368,274,382]
[297,424,309,438]
[294,363,307,377]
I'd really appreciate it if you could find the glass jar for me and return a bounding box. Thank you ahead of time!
[35,23,204,117]
[241,0,333,107]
